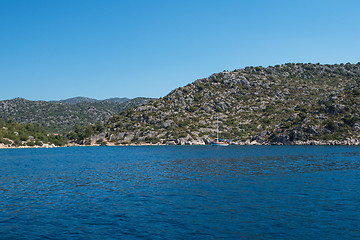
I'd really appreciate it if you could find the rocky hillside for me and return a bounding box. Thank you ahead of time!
[78,62,360,145]
[0,97,151,133]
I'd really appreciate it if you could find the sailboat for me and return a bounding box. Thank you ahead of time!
[211,114,230,146]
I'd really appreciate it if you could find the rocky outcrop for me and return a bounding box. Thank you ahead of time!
[90,133,107,144]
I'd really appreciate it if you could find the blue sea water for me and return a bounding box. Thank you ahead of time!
[1,145,360,239]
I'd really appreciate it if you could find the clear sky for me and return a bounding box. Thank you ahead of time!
[0,0,359,101]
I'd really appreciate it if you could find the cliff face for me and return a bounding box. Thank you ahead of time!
[85,63,360,145]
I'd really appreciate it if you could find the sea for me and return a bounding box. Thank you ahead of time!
[1,145,360,239]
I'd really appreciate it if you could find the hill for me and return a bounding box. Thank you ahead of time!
[0,97,151,133]
[50,96,131,104]
[74,62,360,145]
[50,97,99,104]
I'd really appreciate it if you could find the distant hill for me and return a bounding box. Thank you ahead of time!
[74,62,360,145]
[51,97,99,104]
[50,96,131,104]
[104,97,130,103]
[0,97,152,133]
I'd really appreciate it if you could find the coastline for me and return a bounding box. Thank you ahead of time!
[1,139,360,149]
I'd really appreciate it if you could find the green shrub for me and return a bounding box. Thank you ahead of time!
[325,120,338,131]
[26,141,35,147]
[0,138,11,145]
[13,139,21,146]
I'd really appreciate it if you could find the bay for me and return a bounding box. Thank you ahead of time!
[1,146,360,239]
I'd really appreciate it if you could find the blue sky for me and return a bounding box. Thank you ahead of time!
[0,0,359,100]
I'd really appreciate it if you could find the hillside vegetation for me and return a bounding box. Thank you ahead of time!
[0,119,66,147]
[73,63,360,145]
[0,97,151,133]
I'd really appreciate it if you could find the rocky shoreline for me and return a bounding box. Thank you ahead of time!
[2,139,359,149]
[233,139,360,146]
[0,143,58,149]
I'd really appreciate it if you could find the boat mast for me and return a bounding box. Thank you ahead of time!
[217,114,219,140]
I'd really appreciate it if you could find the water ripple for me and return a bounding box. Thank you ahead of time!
[0,146,360,239]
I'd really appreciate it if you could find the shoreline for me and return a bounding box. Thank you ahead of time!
[1,139,360,149]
